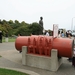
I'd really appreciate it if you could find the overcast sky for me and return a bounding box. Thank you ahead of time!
[0,0,75,30]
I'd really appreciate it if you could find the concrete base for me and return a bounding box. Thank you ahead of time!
[22,46,62,71]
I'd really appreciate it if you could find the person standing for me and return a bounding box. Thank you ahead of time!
[58,31,61,38]
[39,17,44,34]
[18,33,21,36]
[46,31,49,36]
[61,31,64,37]
[0,31,2,43]
[72,46,75,67]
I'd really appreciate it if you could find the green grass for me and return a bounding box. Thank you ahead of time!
[2,37,16,42]
[0,55,2,57]
[0,68,29,75]
[8,38,16,42]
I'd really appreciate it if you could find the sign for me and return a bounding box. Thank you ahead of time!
[53,24,58,38]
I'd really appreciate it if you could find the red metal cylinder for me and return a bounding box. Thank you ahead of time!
[52,38,74,57]
[15,35,74,57]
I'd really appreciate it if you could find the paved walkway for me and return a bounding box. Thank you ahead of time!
[0,42,75,75]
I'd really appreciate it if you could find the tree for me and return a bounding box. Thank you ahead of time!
[21,21,26,25]
[14,20,19,24]
[15,25,31,36]
[0,24,7,35]
[0,20,44,36]
[29,22,42,35]
[2,20,7,24]
[8,20,13,24]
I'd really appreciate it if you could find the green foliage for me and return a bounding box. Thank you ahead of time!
[11,23,20,29]
[2,20,7,24]
[0,24,3,30]
[21,21,26,25]
[0,55,2,57]
[0,19,42,36]
[0,24,7,35]
[15,25,31,36]
[15,20,19,24]
[29,22,42,35]
[8,20,13,24]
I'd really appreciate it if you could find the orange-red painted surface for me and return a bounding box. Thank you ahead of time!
[15,35,74,57]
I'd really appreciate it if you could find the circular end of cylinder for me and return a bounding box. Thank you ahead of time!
[15,36,29,51]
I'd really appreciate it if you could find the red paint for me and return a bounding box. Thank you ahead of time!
[15,35,74,57]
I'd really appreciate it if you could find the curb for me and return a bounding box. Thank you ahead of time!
[0,66,40,75]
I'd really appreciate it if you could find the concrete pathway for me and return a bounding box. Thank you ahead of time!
[0,42,75,75]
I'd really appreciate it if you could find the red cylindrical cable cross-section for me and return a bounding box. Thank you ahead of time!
[15,35,74,58]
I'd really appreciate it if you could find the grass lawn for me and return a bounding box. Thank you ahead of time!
[2,37,16,42]
[0,55,2,57]
[0,68,29,75]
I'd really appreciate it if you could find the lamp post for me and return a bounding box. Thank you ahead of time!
[71,17,75,32]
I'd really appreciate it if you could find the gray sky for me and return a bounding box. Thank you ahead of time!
[0,0,75,30]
